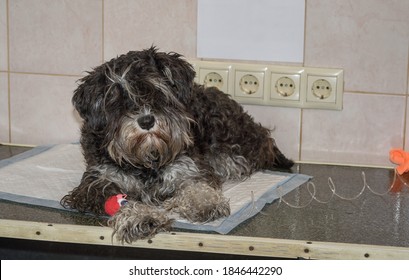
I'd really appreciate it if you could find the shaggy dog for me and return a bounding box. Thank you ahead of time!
[61,47,293,243]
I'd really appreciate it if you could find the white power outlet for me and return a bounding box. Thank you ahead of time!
[276,76,296,97]
[204,72,224,90]
[270,70,303,102]
[304,68,343,110]
[269,67,304,108]
[239,74,260,95]
[195,61,231,93]
[311,79,332,99]
[234,69,265,100]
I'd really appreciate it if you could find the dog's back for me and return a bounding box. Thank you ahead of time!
[188,84,294,172]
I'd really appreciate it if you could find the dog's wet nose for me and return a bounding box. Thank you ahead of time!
[137,115,155,130]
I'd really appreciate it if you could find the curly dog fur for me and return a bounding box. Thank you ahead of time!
[61,47,293,243]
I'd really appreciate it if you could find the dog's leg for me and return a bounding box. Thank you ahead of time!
[61,165,174,242]
[60,167,122,215]
[167,182,230,223]
[162,156,231,223]
[108,202,172,243]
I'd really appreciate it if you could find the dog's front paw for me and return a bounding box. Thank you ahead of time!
[168,183,231,223]
[107,202,173,243]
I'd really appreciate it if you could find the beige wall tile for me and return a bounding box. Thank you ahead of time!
[0,0,7,71]
[243,105,301,161]
[305,0,409,94]
[9,0,102,75]
[104,0,197,60]
[301,93,405,167]
[2,0,408,168]
[0,73,9,142]
[10,73,80,145]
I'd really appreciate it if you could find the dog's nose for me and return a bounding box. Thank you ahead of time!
[137,115,155,130]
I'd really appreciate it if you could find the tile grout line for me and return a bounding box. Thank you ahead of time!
[6,0,11,143]
[302,0,307,68]
[403,95,408,150]
[101,0,104,63]
[298,0,307,162]
[6,71,83,77]
[298,109,303,162]
[343,91,407,97]
[403,45,409,150]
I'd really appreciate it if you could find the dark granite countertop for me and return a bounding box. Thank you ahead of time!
[0,144,408,258]
[232,164,409,247]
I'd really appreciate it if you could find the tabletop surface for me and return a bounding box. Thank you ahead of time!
[1,145,409,248]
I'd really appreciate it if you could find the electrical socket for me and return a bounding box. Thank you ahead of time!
[270,68,303,103]
[304,68,343,110]
[311,78,332,100]
[203,72,224,90]
[276,76,296,97]
[195,61,231,93]
[239,74,260,95]
[234,69,265,100]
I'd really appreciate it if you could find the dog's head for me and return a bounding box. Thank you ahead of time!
[73,47,195,169]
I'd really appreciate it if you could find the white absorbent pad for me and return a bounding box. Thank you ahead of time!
[0,144,311,234]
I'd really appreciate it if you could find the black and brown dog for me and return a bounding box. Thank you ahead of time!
[61,47,293,243]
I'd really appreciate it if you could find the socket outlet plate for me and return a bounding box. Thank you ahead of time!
[270,66,304,107]
[195,61,231,93]
[234,69,265,99]
[203,72,225,90]
[275,76,296,97]
[304,68,344,110]
[191,60,343,110]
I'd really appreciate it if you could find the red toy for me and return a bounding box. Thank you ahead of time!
[104,194,128,216]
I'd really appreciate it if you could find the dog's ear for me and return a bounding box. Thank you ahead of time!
[165,53,196,104]
[149,47,196,103]
[168,53,196,87]
[72,72,107,130]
